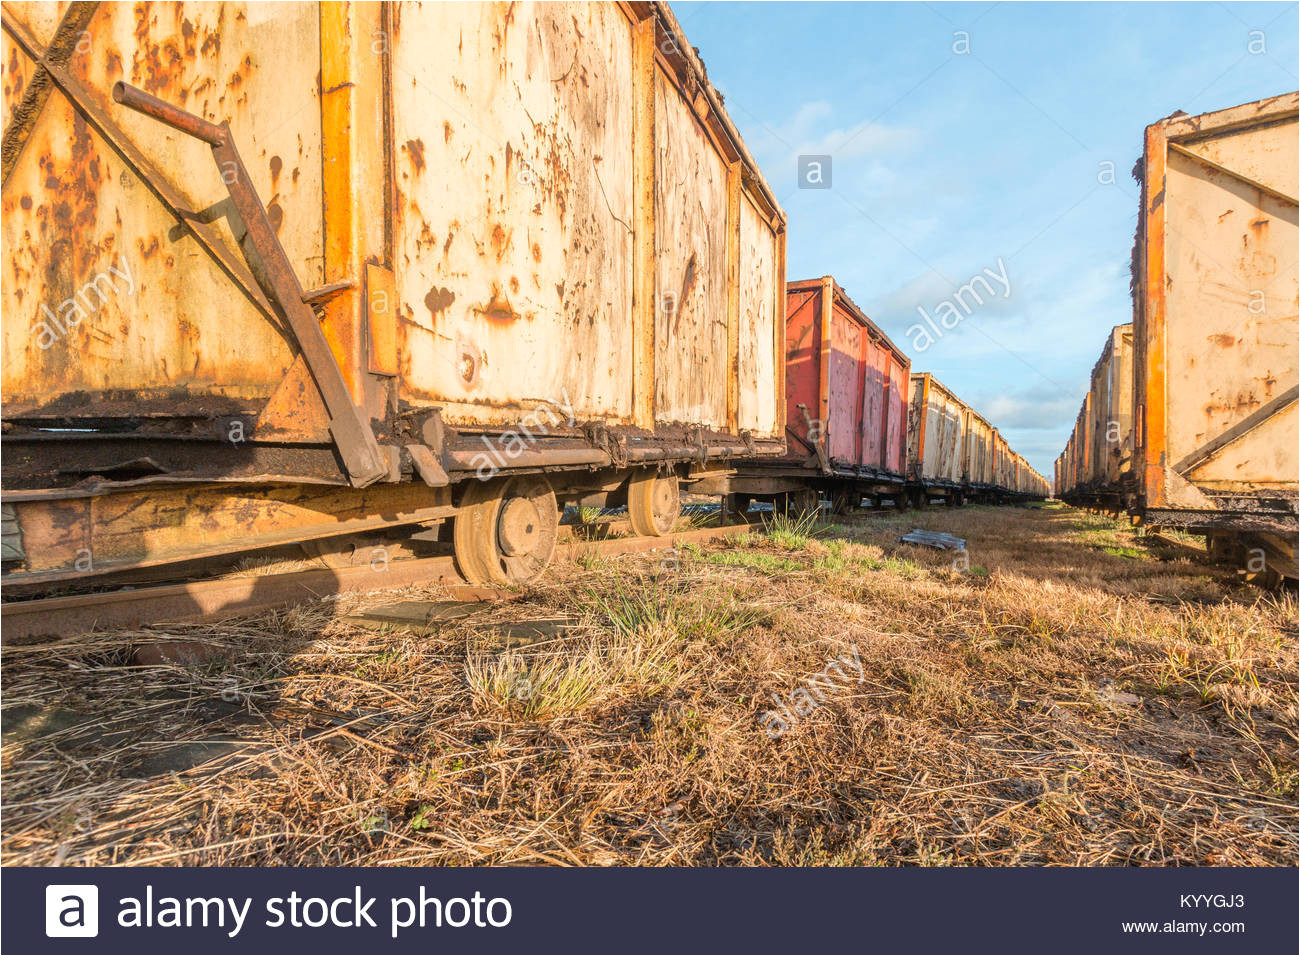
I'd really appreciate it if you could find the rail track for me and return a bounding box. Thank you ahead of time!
[1,522,752,644]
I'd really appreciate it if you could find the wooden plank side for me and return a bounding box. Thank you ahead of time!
[1164,116,1298,490]
[653,66,728,427]
[737,192,778,436]
[392,1,636,425]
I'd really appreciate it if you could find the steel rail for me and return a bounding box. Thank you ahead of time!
[1,523,751,644]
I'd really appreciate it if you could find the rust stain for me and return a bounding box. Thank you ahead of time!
[443,121,454,144]
[674,254,699,334]
[424,286,455,321]
[531,242,542,263]
[458,339,482,387]
[478,287,520,325]
[26,107,109,377]
[136,235,160,260]
[1207,333,1236,348]
[490,223,510,261]
[405,138,426,174]
[415,219,437,253]
[269,155,283,185]
[4,45,24,103]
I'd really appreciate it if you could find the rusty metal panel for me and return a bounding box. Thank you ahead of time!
[862,340,886,469]
[1104,324,1134,486]
[1162,108,1297,490]
[8,480,454,579]
[4,1,786,458]
[908,372,965,483]
[783,278,907,474]
[884,351,908,473]
[1135,92,1298,511]
[653,65,729,428]
[365,262,398,377]
[1084,323,1133,489]
[993,430,1011,490]
[962,409,994,485]
[1,24,38,129]
[2,1,324,416]
[389,2,782,439]
[3,2,72,46]
[392,1,636,426]
[826,290,863,463]
[737,192,778,435]
[782,284,820,456]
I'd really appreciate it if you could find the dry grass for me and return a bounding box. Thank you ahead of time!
[2,502,1295,867]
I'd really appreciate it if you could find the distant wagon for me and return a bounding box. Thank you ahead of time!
[1061,91,1298,584]
[711,277,911,513]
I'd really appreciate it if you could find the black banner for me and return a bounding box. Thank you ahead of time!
[3,866,1296,954]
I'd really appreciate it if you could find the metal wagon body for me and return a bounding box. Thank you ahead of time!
[1132,92,1298,581]
[0,0,786,588]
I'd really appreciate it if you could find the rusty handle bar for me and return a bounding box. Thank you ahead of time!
[107,81,388,488]
[111,81,226,147]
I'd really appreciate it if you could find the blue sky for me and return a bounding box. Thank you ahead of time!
[681,0,1299,475]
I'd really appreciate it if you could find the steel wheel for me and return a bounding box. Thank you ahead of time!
[627,469,680,537]
[453,476,558,585]
[831,488,856,515]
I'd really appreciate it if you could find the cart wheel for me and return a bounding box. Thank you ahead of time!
[831,489,856,515]
[628,469,680,537]
[453,475,558,585]
[892,493,908,512]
